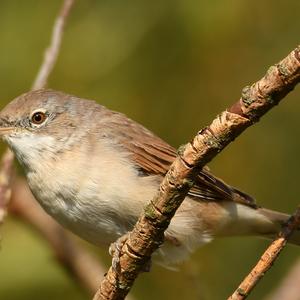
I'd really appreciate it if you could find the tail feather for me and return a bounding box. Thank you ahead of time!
[258,207,289,226]
[258,208,300,246]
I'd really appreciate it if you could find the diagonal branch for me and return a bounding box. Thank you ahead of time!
[0,0,75,226]
[94,45,300,300]
[0,0,109,297]
[228,206,300,300]
[2,2,133,300]
[0,150,14,224]
[31,0,75,90]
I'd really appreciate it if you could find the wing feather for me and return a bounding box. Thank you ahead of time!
[101,109,256,207]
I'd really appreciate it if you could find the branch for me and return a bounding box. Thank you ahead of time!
[31,0,75,90]
[228,206,300,300]
[0,0,75,226]
[94,46,300,300]
[1,0,102,297]
[0,149,14,224]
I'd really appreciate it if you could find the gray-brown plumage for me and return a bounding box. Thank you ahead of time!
[0,89,297,267]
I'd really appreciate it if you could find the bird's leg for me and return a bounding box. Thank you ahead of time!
[109,233,129,273]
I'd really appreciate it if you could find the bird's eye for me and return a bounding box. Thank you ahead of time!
[31,111,47,125]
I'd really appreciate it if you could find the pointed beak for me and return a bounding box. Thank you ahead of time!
[0,117,15,137]
[0,127,14,136]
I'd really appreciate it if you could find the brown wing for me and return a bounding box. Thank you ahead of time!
[103,109,256,207]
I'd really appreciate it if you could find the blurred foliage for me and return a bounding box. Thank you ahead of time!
[0,0,299,299]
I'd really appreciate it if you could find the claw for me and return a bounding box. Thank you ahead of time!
[109,233,130,272]
[109,233,152,273]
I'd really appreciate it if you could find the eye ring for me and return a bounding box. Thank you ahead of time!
[31,111,47,125]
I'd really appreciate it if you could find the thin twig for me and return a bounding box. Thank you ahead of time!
[0,149,14,224]
[0,0,106,297]
[94,46,300,300]
[32,0,75,90]
[228,206,300,300]
[9,0,112,297]
[0,0,75,225]
[4,2,122,299]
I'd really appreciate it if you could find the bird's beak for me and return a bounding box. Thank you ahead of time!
[0,117,14,136]
[0,127,14,136]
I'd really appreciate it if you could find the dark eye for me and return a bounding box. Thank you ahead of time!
[31,111,47,125]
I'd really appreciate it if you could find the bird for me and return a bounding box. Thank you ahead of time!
[0,89,297,268]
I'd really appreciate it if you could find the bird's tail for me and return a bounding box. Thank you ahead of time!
[258,207,300,246]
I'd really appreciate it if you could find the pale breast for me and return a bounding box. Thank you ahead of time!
[25,139,157,246]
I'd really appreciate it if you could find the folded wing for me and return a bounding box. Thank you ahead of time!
[102,109,256,208]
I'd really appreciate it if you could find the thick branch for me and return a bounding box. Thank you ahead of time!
[228,206,300,300]
[95,46,300,300]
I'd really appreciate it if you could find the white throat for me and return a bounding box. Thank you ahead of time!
[6,133,57,172]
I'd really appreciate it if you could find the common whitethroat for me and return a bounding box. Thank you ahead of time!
[0,89,297,267]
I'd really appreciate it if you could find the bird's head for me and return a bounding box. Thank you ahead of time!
[0,89,99,169]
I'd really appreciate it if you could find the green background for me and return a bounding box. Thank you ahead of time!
[0,1,299,299]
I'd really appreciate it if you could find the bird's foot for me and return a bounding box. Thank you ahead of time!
[109,233,130,272]
[109,233,152,273]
